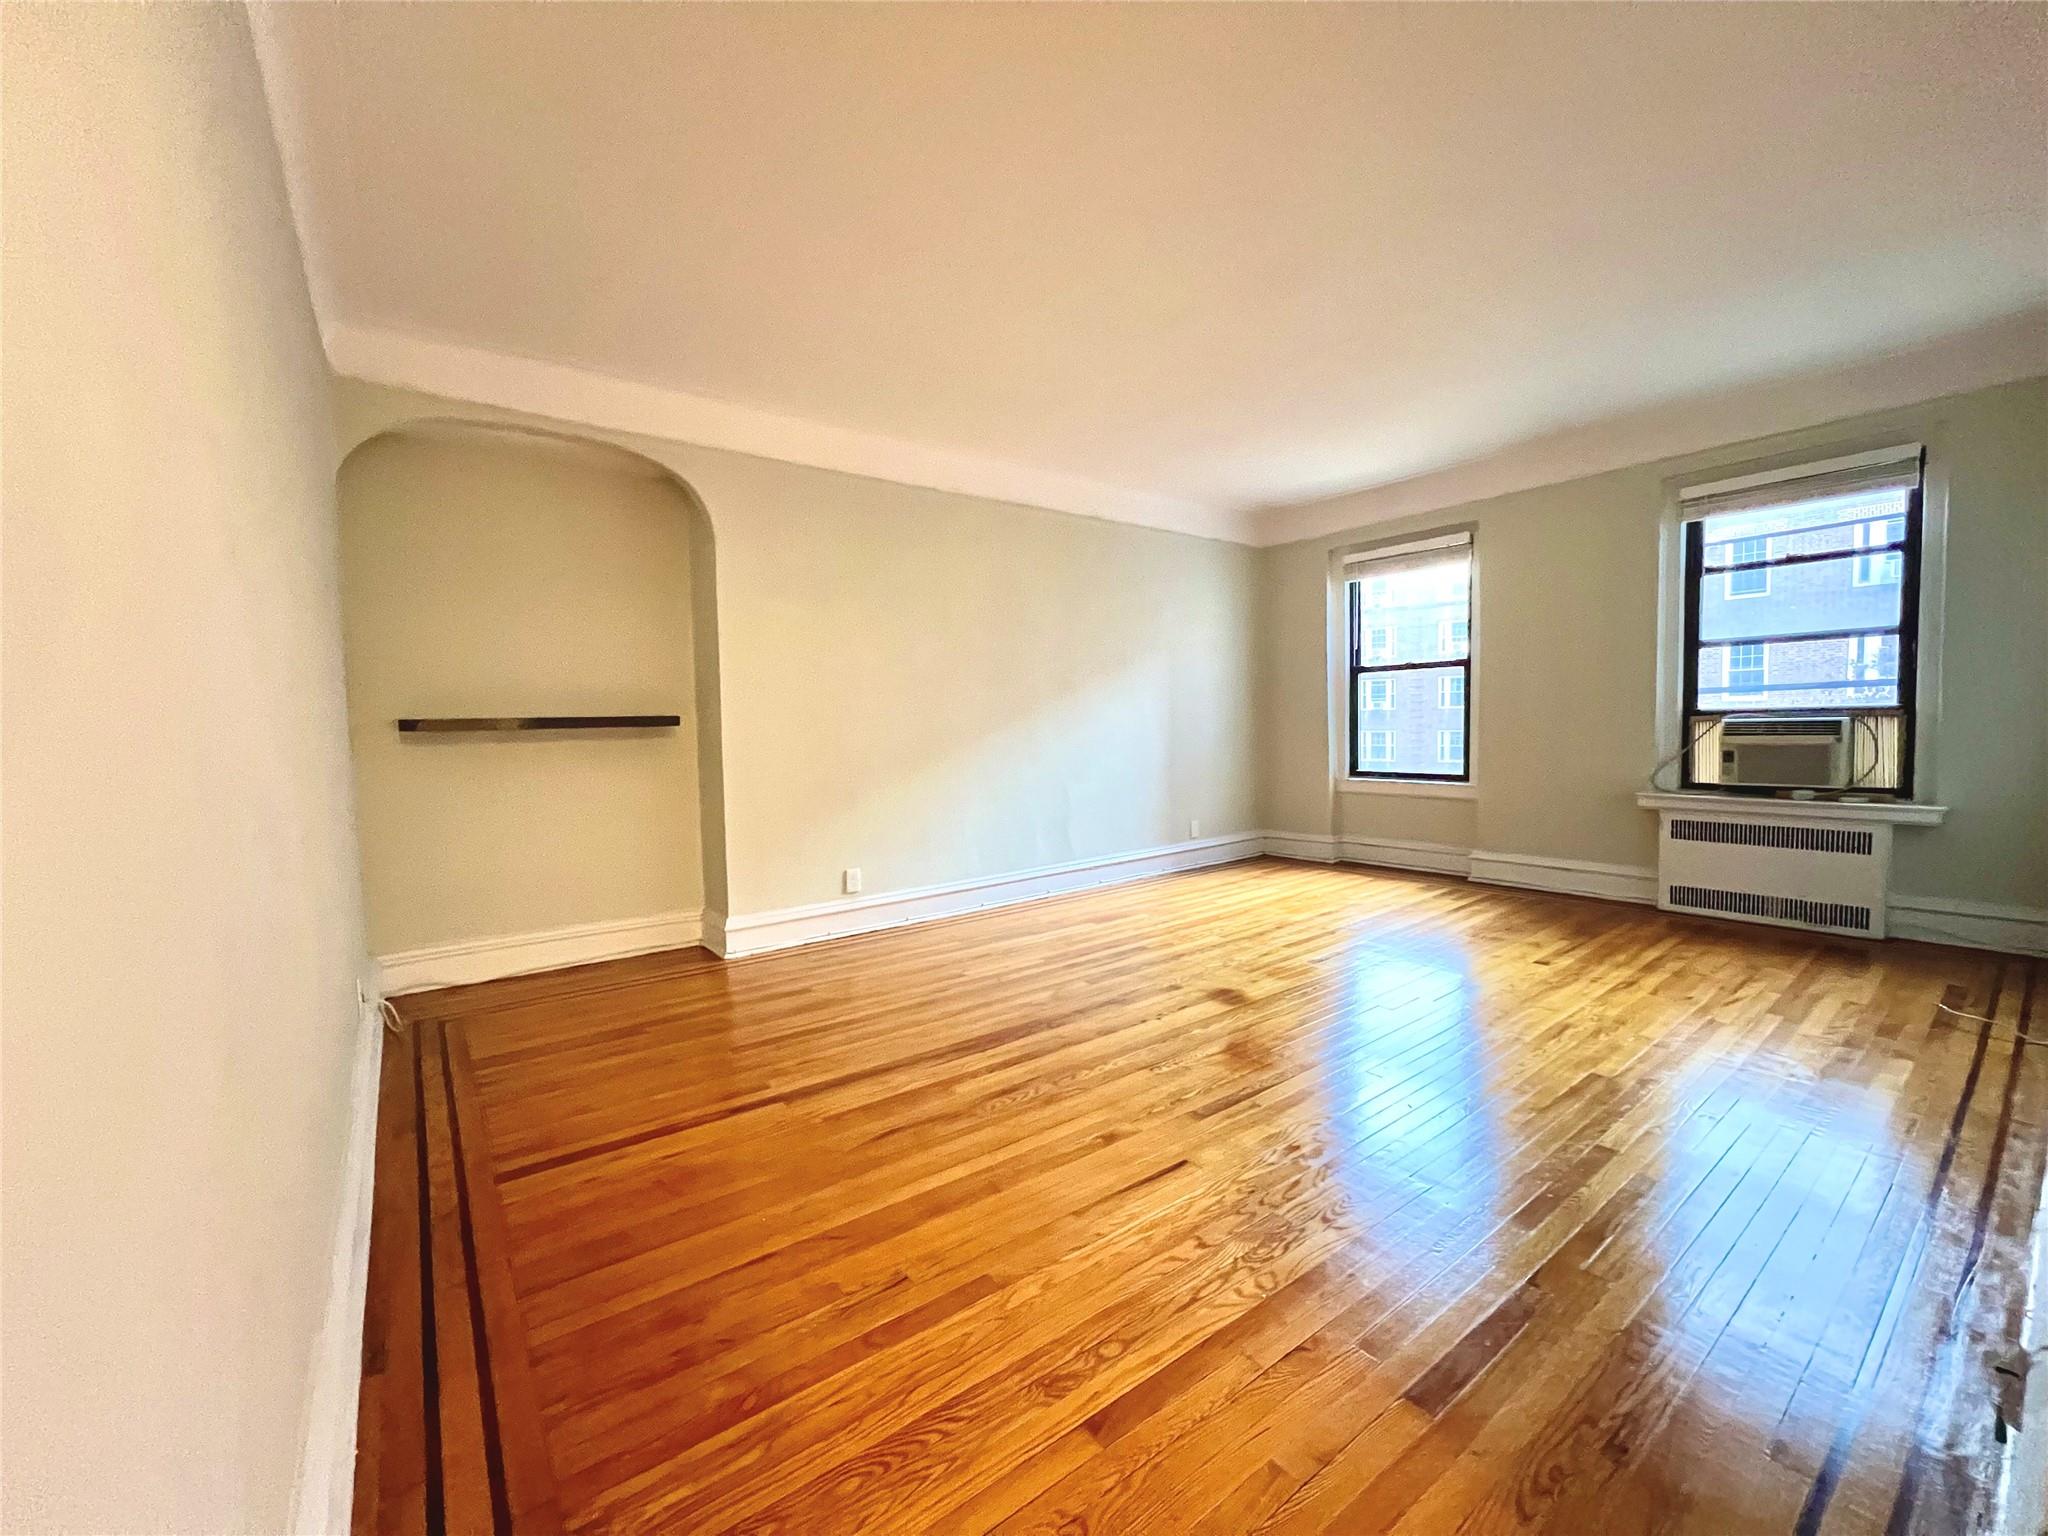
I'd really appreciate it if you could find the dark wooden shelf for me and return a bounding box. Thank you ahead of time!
[396,715,681,733]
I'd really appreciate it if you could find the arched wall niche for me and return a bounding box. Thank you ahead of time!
[336,413,729,961]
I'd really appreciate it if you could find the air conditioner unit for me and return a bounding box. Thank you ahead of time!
[1719,715,1850,790]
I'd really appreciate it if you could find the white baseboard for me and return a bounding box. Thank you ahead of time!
[377,909,704,995]
[715,832,1267,958]
[1341,835,1472,878]
[289,992,384,1536]
[1891,895,2048,958]
[1261,830,1470,878]
[1467,849,1657,906]
[1262,830,1342,864]
[1266,827,2044,957]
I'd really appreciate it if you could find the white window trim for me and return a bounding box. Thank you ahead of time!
[1437,729,1464,766]
[1362,676,1394,711]
[1328,525,1480,797]
[1653,434,1947,806]
[1360,729,1395,766]
[1723,539,1771,600]
[1438,676,1463,709]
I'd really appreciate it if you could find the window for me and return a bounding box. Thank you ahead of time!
[1852,517,1905,586]
[1724,642,1766,694]
[1678,448,1922,794]
[1344,533,1472,781]
[1724,536,1770,598]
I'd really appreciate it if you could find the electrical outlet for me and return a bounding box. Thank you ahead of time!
[1189,818,1201,839]
[843,867,862,895]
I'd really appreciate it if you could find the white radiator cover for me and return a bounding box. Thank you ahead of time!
[1652,804,1892,938]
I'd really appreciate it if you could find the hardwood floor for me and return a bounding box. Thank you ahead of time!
[351,859,2045,1536]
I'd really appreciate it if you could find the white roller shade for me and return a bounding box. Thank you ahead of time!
[1678,445,1922,521]
[1341,529,1471,581]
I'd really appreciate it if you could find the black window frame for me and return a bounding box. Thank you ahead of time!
[1345,552,1473,784]
[1680,477,1923,796]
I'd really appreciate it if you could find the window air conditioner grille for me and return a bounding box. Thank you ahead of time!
[1667,884,1874,933]
[1667,818,1875,857]
[1722,717,1847,739]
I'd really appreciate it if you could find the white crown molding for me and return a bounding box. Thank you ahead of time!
[1250,308,2048,547]
[377,909,704,995]
[322,323,1249,544]
[713,832,1266,958]
[289,994,384,1536]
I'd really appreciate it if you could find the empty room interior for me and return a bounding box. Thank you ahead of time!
[6,4,2048,1534]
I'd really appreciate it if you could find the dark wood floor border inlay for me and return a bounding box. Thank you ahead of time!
[1795,964,2009,1536]
[360,1018,563,1536]
[413,1026,444,1536]
[441,1024,513,1535]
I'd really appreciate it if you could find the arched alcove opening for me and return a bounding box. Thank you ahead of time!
[336,417,729,969]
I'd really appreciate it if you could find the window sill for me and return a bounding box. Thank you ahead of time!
[1634,791,1946,826]
[1340,778,1477,801]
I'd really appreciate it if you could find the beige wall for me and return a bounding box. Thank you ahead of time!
[1257,375,2048,909]
[336,380,1261,925]
[338,427,705,953]
[1,7,368,1532]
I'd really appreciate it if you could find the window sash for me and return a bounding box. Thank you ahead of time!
[1679,479,1922,794]
[1343,545,1473,782]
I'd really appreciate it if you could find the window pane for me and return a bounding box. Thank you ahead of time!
[1698,550,1902,642]
[1697,633,1899,711]
[1700,488,1911,567]
[1355,665,1467,776]
[1354,554,1470,664]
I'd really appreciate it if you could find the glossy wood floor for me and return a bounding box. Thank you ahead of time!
[352,859,2045,1536]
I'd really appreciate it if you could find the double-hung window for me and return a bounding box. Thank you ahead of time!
[1678,446,1923,794]
[1343,531,1473,782]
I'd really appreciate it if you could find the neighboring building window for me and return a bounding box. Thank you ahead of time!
[1725,642,1766,694]
[1344,534,1473,782]
[1724,536,1771,598]
[1852,517,1906,586]
[1678,449,1922,794]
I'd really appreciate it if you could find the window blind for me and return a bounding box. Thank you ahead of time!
[1678,445,1922,521]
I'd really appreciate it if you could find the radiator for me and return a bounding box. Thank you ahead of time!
[1652,806,1891,939]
